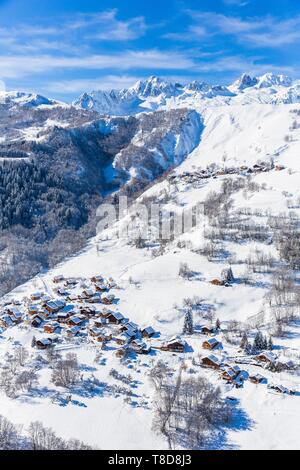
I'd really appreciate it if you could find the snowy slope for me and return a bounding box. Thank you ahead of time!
[1,92,300,449]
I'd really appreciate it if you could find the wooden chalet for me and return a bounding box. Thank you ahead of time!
[201,354,222,369]
[36,338,53,350]
[44,323,61,334]
[91,275,104,284]
[45,300,66,314]
[0,315,14,329]
[106,311,124,325]
[31,292,44,301]
[115,330,135,346]
[8,307,23,323]
[101,294,115,305]
[201,325,215,336]
[93,318,107,328]
[221,368,237,382]
[28,304,40,316]
[202,338,220,350]
[64,278,79,287]
[161,336,185,353]
[256,351,276,365]
[141,326,156,339]
[67,326,82,338]
[268,384,289,394]
[67,316,84,327]
[56,288,69,297]
[53,275,65,284]
[31,315,43,328]
[130,339,151,354]
[210,279,224,286]
[79,305,96,317]
[87,293,102,304]
[81,288,95,299]
[95,283,108,293]
[120,321,139,334]
[249,373,267,385]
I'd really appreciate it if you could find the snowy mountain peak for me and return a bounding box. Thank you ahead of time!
[129,75,180,98]
[256,73,292,89]
[0,90,65,108]
[73,72,298,116]
[230,73,258,91]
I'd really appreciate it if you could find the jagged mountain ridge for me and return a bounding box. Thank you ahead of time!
[73,73,300,115]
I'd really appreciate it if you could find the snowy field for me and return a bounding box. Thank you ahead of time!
[0,100,300,450]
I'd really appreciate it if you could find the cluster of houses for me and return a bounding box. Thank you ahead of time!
[0,274,296,396]
[200,350,296,394]
[0,274,192,358]
[168,161,285,185]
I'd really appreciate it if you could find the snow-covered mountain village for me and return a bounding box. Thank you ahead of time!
[0,0,300,453]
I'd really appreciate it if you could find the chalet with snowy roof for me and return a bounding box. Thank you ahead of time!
[131,339,151,354]
[201,355,222,369]
[64,278,79,287]
[256,351,276,365]
[95,283,108,293]
[221,368,237,382]
[106,311,124,325]
[67,316,84,327]
[53,275,65,284]
[0,315,14,328]
[28,305,40,316]
[120,321,139,334]
[8,307,23,323]
[31,292,44,301]
[202,338,221,350]
[87,293,102,304]
[45,299,66,314]
[56,288,69,297]
[107,277,117,288]
[57,312,71,323]
[93,318,108,328]
[114,333,134,346]
[81,288,95,299]
[89,327,112,342]
[275,358,295,371]
[201,325,215,336]
[101,294,115,305]
[91,275,104,284]
[249,374,267,385]
[31,315,43,328]
[79,305,96,317]
[67,326,82,338]
[268,384,289,394]
[40,295,52,307]
[142,326,156,338]
[44,322,61,334]
[36,338,53,350]
[161,336,185,353]
[68,293,78,302]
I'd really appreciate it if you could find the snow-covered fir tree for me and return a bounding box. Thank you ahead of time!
[183,308,194,335]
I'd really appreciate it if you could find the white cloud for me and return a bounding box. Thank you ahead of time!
[0,50,196,79]
[45,75,143,93]
[187,11,300,48]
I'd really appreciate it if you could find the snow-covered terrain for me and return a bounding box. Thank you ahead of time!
[0,73,300,450]
[73,73,300,116]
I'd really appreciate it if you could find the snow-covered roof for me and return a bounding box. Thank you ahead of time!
[203,354,222,366]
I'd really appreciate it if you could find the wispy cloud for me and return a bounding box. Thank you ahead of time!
[186,11,300,48]
[66,9,147,41]
[45,75,143,94]
[223,0,249,6]
[0,50,196,79]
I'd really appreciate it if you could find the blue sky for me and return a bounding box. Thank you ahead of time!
[0,0,300,101]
